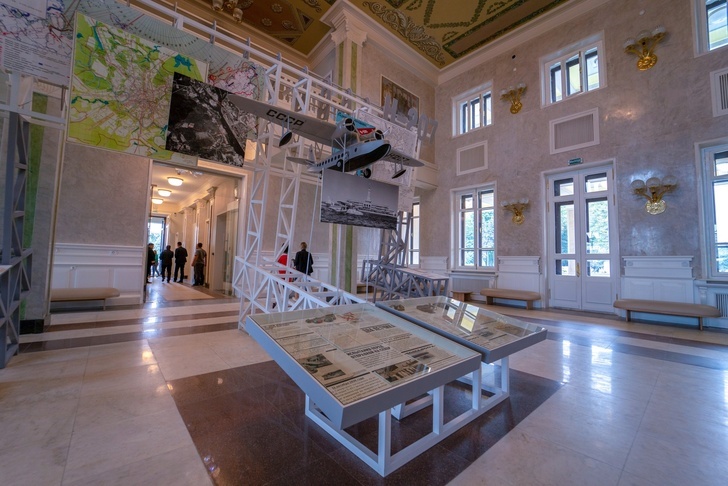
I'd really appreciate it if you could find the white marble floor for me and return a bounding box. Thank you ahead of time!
[2,302,727,485]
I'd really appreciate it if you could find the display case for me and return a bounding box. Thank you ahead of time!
[375,296,547,363]
[245,303,482,476]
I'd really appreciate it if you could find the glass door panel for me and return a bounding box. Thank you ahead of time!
[548,166,617,312]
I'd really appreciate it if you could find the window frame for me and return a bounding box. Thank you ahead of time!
[540,34,605,107]
[407,199,420,266]
[700,139,728,279]
[695,0,728,54]
[452,83,493,136]
[451,184,496,271]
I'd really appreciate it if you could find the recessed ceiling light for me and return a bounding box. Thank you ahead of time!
[157,189,172,197]
[151,198,164,205]
[167,177,183,186]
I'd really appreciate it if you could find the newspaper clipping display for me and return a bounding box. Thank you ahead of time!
[258,310,465,405]
[384,299,539,351]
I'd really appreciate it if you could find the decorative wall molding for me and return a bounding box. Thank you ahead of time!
[420,256,448,272]
[497,256,541,293]
[52,243,144,305]
[621,256,694,302]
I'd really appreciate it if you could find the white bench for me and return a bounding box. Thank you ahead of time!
[50,287,120,310]
[613,299,720,331]
[480,288,541,310]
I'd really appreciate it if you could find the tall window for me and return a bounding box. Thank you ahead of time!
[703,143,728,278]
[542,36,603,106]
[453,85,492,135]
[697,0,728,53]
[408,200,420,265]
[455,187,495,269]
[708,0,728,50]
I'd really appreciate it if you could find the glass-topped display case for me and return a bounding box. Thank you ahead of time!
[245,303,481,429]
[376,296,547,363]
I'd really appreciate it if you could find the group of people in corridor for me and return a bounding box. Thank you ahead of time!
[146,241,205,286]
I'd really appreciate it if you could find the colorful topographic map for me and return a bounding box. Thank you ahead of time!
[68,13,206,161]
[0,0,265,162]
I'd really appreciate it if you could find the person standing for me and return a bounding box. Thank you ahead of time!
[146,243,155,283]
[293,241,313,276]
[151,247,160,277]
[191,242,207,286]
[174,242,188,282]
[159,245,174,283]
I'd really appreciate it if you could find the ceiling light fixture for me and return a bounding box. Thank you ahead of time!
[167,177,183,186]
[157,189,172,197]
[151,198,164,205]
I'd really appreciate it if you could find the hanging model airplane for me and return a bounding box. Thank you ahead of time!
[227,92,424,179]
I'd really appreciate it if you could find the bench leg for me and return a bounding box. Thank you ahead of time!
[526,300,533,310]
[698,317,703,331]
[486,296,494,306]
[625,310,632,322]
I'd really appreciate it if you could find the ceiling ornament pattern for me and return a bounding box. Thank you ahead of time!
[303,0,324,12]
[363,1,446,65]
[180,0,572,67]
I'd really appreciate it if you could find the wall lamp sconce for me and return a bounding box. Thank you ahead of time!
[623,26,666,71]
[500,83,526,114]
[501,198,529,225]
[630,175,677,215]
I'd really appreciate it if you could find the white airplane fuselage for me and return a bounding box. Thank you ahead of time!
[307,139,392,173]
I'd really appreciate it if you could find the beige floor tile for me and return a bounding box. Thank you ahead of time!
[624,430,728,485]
[465,430,622,485]
[0,433,71,486]
[80,363,166,397]
[63,409,193,484]
[74,381,176,429]
[62,444,211,486]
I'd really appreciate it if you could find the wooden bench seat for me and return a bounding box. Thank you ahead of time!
[613,299,720,331]
[50,287,120,310]
[480,288,541,310]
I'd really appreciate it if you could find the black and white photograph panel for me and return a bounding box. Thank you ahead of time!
[165,73,256,167]
[321,169,399,230]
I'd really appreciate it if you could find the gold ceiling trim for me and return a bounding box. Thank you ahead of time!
[363,1,446,66]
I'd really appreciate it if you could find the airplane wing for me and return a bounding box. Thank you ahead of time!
[226,94,337,145]
[381,149,425,167]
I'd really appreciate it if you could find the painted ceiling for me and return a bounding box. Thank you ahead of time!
[171,0,573,67]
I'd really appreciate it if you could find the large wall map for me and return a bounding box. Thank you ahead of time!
[68,13,206,162]
[1,1,265,164]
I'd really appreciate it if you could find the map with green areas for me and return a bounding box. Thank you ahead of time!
[68,13,206,162]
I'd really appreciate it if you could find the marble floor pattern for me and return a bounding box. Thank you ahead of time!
[2,296,728,485]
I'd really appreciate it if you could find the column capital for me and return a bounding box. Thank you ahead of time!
[325,4,368,48]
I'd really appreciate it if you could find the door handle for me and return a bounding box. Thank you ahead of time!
[576,262,580,277]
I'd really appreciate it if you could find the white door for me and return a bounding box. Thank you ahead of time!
[547,166,617,312]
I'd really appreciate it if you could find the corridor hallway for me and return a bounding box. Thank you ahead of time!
[2,300,728,485]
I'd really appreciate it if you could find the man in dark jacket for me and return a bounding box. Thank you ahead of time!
[146,243,155,283]
[293,241,313,276]
[174,242,188,282]
[159,245,175,283]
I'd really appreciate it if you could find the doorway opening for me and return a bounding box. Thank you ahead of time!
[147,162,243,301]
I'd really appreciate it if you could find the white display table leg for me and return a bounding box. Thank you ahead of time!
[303,358,512,477]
